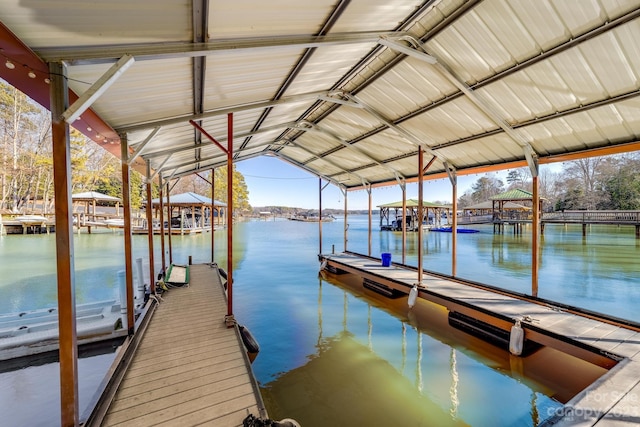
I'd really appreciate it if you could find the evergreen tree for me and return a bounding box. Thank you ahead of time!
[212,166,251,215]
[470,175,504,203]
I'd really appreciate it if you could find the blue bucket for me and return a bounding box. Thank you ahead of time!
[381,252,392,267]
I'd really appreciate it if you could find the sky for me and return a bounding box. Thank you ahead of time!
[234,156,515,210]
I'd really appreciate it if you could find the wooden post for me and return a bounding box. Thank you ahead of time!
[50,61,79,427]
[532,175,540,297]
[146,160,155,293]
[191,203,196,232]
[120,134,135,335]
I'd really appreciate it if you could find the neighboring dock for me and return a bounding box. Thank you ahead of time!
[93,263,266,426]
[320,252,640,426]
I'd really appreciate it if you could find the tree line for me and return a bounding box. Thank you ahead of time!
[457,155,640,211]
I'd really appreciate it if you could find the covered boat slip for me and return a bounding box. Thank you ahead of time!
[92,263,266,426]
[320,252,640,426]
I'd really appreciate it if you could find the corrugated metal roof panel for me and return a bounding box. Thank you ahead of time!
[2,0,191,47]
[69,58,194,127]
[209,1,336,38]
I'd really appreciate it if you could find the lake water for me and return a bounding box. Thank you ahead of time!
[1,215,638,425]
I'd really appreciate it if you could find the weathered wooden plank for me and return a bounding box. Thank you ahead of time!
[108,371,253,415]
[595,379,640,425]
[607,333,640,359]
[126,341,240,375]
[104,384,256,425]
[132,333,237,362]
[116,358,248,399]
[584,327,639,353]
[151,393,260,427]
[102,264,264,426]
[533,360,640,427]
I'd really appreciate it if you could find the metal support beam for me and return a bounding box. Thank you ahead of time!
[532,175,540,296]
[400,181,407,265]
[318,94,364,108]
[50,60,79,427]
[319,178,323,255]
[382,35,540,176]
[62,54,135,123]
[292,121,404,180]
[344,93,447,163]
[366,184,372,257]
[280,137,369,186]
[147,154,172,183]
[117,90,328,133]
[343,187,348,252]
[226,113,234,321]
[450,168,458,277]
[38,31,410,64]
[270,150,347,188]
[128,127,160,165]
[378,37,438,64]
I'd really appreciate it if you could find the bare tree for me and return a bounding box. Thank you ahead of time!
[562,158,606,209]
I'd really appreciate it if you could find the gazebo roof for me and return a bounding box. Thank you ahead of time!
[491,189,535,201]
[464,201,531,210]
[377,199,449,209]
[71,191,121,203]
[151,192,226,207]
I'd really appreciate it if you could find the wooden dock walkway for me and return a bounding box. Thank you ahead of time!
[100,263,266,426]
[320,252,640,426]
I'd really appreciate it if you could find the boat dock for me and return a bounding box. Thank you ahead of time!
[320,252,640,426]
[90,263,266,426]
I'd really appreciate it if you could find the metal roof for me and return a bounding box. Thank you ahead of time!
[464,201,529,210]
[491,188,534,201]
[1,0,639,191]
[71,191,121,203]
[377,199,448,208]
[151,192,226,206]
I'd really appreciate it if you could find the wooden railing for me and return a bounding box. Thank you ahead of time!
[457,210,640,225]
[542,210,640,224]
